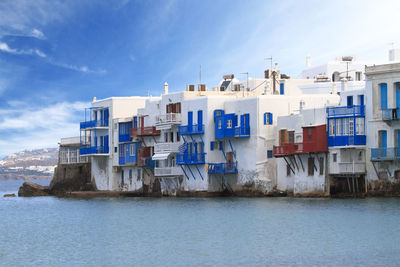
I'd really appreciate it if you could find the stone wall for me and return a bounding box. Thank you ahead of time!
[50,162,94,195]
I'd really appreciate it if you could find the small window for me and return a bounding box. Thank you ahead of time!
[358,151,363,161]
[114,147,118,153]
[308,157,314,176]
[286,164,291,176]
[329,119,335,136]
[227,119,232,128]
[347,96,353,107]
[333,153,337,162]
[218,120,222,129]
[130,144,135,156]
[210,141,214,151]
[267,150,273,158]
[355,72,361,81]
[264,112,273,125]
[219,141,223,151]
[129,169,132,179]
[319,157,324,175]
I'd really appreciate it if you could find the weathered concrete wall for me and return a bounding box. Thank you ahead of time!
[50,162,94,195]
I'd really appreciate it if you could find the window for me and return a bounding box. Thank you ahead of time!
[170,132,174,142]
[129,169,132,179]
[176,132,180,142]
[219,141,223,151]
[119,144,124,157]
[130,144,135,156]
[210,141,214,151]
[288,131,295,144]
[280,83,284,95]
[380,83,388,109]
[218,120,222,129]
[137,168,142,181]
[356,118,364,135]
[358,151,363,161]
[347,96,353,107]
[319,157,324,175]
[114,147,118,153]
[308,157,314,176]
[286,164,291,176]
[355,72,361,81]
[121,170,124,185]
[267,150,273,158]
[227,119,232,128]
[329,119,335,136]
[343,118,349,136]
[333,153,337,162]
[264,112,273,125]
[336,119,342,136]
[349,118,354,135]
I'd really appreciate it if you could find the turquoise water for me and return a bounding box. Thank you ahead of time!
[1,180,400,266]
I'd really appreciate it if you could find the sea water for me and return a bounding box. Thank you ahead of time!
[1,180,400,266]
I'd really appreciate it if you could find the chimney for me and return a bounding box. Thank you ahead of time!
[163,82,168,95]
[306,54,311,67]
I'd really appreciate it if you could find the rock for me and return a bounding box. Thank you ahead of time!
[3,193,16,197]
[18,181,50,197]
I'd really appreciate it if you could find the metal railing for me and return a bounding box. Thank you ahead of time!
[176,153,206,165]
[382,108,400,121]
[130,126,161,137]
[119,134,131,142]
[326,105,365,118]
[371,147,400,161]
[156,113,182,124]
[80,119,109,129]
[80,145,109,155]
[178,124,205,135]
[154,142,181,153]
[208,162,238,174]
[154,166,183,176]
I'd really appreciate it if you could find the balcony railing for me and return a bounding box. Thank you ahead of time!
[156,113,182,124]
[176,153,206,165]
[119,134,131,143]
[80,145,109,155]
[119,156,125,165]
[154,166,183,177]
[330,162,366,174]
[130,126,161,137]
[273,143,304,157]
[80,120,109,129]
[208,162,238,174]
[223,127,250,138]
[327,135,366,146]
[178,124,205,135]
[382,108,400,121]
[371,147,400,161]
[326,105,365,118]
[154,142,181,153]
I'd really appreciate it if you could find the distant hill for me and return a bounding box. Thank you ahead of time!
[0,148,58,180]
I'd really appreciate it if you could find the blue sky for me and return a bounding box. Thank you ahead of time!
[0,0,399,157]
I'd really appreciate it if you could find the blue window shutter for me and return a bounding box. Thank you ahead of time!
[280,83,284,95]
[269,113,273,125]
[381,83,388,109]
[245,114,250,127]
[219,141,223,151]
[233,115,238,127]
[210,141,214,151]
[264,113,267,125]
[188,111,193,125]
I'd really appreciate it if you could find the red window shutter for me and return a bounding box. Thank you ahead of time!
[172,103,177,113]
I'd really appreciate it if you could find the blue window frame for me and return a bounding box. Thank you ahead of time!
[210,141,214,151]
[264,112,273,125]
[267,150,273,158]
[347,96,353,107]
[280,83,284,95]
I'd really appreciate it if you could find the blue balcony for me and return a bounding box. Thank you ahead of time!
[178,124,205,135]
[208,162,238,174]
[371,147,400,161]
[326,105,365,118]
[80,145,109,155]
[119,142,140,166]
[223,127,250,138]
[176,153,206,165]
[80,120,109,129]
[119,156,125,165]
[328,135,366,146]
[382,108,400,121]
[119,134,131,143]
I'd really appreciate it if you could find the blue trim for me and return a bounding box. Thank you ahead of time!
[208,162,238,174]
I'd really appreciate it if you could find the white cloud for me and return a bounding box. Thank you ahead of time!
[48,60,107,74]
[31,28,45,39]
[0,101,90,157]
[0,41,46,57]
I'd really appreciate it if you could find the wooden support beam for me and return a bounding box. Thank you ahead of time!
[283,157,295,174]
[296,154,305,172]
[290,155,299,171]
[372,162,380,179]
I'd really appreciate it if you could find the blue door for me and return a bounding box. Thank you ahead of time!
[104,135,109,153]
[379,130,387,157]
[197,110,203,131]
[381,83,387,109]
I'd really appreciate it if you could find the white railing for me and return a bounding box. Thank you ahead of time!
[334,162,366,174]
[154,166,183,177]
[60,137,80,146]
[156,113,182,124]
[154,142,181,153]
